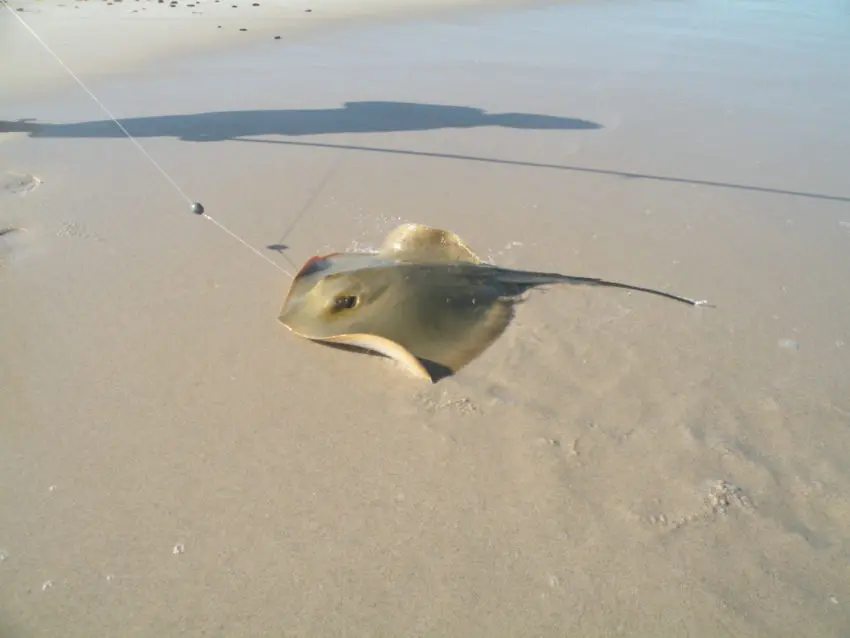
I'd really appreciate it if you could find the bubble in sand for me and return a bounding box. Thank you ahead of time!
[0,549,8,562]
[778,338,800,350]
[172,543,185,555]
[42,580,53,591]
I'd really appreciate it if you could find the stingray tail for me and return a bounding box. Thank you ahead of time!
[494,268,712,307]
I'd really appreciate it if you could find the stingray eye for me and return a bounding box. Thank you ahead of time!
[331,295,359,312]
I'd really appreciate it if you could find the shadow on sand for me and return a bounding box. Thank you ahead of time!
[4,100,847,202]
[0,100,602,141]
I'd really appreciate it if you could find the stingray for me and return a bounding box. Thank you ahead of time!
[278,223,710,381]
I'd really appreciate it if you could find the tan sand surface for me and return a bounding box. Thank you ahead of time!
[2,0,850,636]
[0,0,560,99]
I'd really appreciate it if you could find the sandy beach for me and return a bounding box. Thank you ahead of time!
[2,0,850,636]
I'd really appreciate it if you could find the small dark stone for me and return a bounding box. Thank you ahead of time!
[252,2,258,5]
[274,35,281,40]
[191,202,205,215]
[217,24,222,28]
[239,27,247,31]
[304,8,311,12]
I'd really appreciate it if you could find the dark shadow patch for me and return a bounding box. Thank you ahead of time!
[0,101,602,142]
[0,118,37,134]
[7,102,841,202]
[416,358,454,383]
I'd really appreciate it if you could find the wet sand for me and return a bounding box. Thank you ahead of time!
[2,0,850,636]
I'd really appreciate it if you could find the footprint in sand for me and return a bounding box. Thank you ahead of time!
[56,221,104,242]
[415,391,480,416]
[641,479,755,532]
[1,220,103,268]
[0,171,42,197]
[0,228,25,265]
[396,388,481,441]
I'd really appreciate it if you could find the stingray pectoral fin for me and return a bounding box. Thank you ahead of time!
[315,333,435,381]
[379,223,483,264]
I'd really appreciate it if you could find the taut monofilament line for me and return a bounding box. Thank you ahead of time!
[4,2,294,279]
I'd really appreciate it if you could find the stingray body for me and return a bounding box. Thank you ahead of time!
[278,224,708,381]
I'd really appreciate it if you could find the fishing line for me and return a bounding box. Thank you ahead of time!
[4,3,293,279]
[273,148,346,250]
